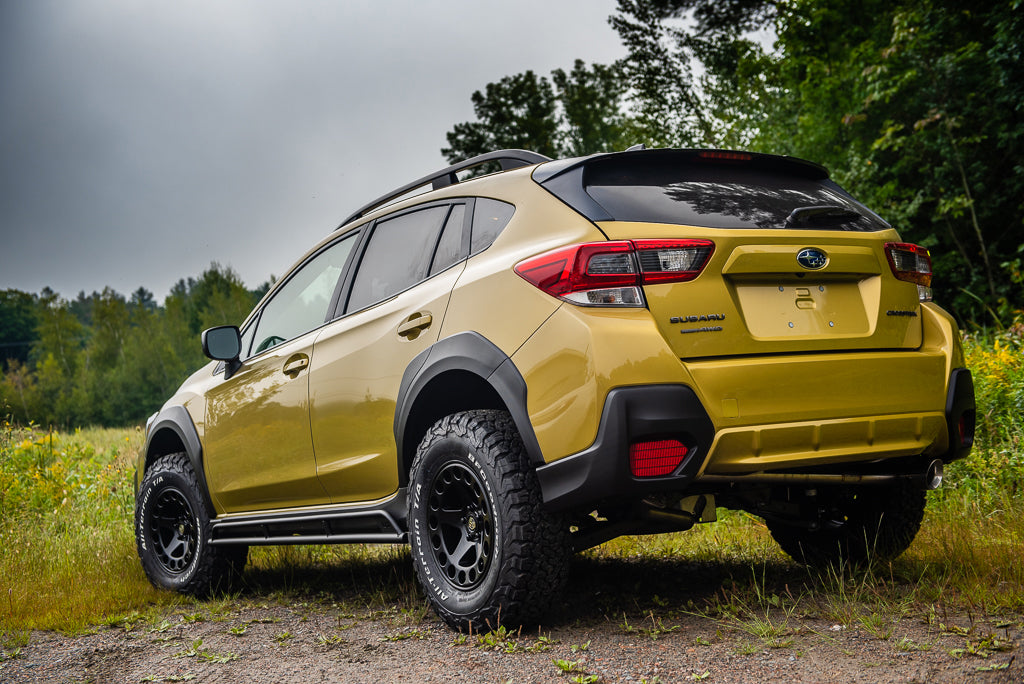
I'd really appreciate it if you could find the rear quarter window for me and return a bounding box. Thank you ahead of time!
[471,198,515,254]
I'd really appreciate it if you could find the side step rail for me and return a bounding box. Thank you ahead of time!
[209,494,408,546]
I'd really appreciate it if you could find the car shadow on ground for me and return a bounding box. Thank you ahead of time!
[233,546,821,628]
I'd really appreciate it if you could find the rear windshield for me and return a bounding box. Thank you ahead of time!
[544,154,888,231]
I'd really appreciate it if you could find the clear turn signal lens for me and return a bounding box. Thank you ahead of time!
[563,286,644,306]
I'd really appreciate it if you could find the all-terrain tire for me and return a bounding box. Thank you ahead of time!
[408,410,570,631]
[767,482,927,567]
[135,452,247,595]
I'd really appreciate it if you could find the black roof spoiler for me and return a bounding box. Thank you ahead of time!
[338,149,551,228]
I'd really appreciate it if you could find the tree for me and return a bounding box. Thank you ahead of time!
[443,70,560,164]
[608,0,1024,323]
[442,61,636,165]
[0,289,38,370]
[552,60,636,155]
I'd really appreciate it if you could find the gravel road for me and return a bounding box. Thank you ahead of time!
[2,556,1020,683]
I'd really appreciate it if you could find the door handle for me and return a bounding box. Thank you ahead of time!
[397,313,433,338]
[282,354,309,376]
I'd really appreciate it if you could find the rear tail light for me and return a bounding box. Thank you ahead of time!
[515,240,714,307]
[629,439,690,477]
[885,242,932,302]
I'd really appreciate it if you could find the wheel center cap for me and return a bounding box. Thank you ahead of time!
[466,515,477,533]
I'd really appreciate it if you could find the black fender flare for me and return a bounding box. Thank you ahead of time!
[394,331,544,478]
[142,405,217,514]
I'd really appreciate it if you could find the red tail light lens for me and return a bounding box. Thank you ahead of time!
[885,242,932,286]
[885,242,932,302]
[514,239,714,306]
[633,240,715,283]
[629,439,690,477]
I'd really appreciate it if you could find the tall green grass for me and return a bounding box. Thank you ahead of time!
[0,425,177,634]
[1,322,1022,636]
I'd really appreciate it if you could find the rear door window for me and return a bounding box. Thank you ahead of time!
[430,204,467,276]
[346,205,451,313]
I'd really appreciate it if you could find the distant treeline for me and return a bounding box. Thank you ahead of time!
[0,264,270,427]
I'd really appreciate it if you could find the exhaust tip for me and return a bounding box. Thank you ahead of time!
[925,460,944,490]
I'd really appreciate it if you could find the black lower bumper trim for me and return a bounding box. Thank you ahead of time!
[944,368,975,462]
[536,385,714,512]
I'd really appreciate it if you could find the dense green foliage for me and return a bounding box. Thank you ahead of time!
[447,0,1023,323]
[0,265,267,427]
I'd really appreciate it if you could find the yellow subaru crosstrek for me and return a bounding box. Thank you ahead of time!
[135,148,975,630]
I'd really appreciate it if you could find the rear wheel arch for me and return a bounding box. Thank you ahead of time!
[394,332,544,487]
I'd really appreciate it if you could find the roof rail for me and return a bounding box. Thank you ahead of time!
[338,149,551,227]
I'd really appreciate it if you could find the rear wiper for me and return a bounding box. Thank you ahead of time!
[785,205,861,227]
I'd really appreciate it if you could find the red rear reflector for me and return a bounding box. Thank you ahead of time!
[958,412,975,447]
[629,440,689,477]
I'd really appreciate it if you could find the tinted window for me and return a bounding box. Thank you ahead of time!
[430,204,466,276]
[347,205,449,312]
[582,157,887,231]
[250,235,355,355]
[471,198,515,254]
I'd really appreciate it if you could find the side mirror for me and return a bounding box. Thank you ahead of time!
[202,326,242,361]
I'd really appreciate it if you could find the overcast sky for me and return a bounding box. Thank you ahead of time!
[0,0,627,301]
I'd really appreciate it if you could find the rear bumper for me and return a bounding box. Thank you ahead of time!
[536,369,975,512]
[536,385,714,511]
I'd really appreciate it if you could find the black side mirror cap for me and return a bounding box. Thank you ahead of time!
[202,325,242,361]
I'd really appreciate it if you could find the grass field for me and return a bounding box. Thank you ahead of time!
[1,327,1022,646]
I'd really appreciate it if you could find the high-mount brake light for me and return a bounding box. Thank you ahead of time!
[514,240,715,307]
[885,242,933,302]
[697,150,752,162]
[629,439,690,477]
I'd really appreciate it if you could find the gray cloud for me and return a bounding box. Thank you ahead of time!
[0,0,625,300]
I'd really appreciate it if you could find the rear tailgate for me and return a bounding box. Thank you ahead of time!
[599,224,923,359]
[536,149,926,359]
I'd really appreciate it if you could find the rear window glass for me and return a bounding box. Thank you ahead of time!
[579,157,887,231]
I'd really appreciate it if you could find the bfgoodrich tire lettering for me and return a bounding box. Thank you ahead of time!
[135,452,246,595]
[408,410,569,631]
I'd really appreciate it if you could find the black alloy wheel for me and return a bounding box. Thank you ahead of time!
[427,461,494,590]
[149,486,198,574]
